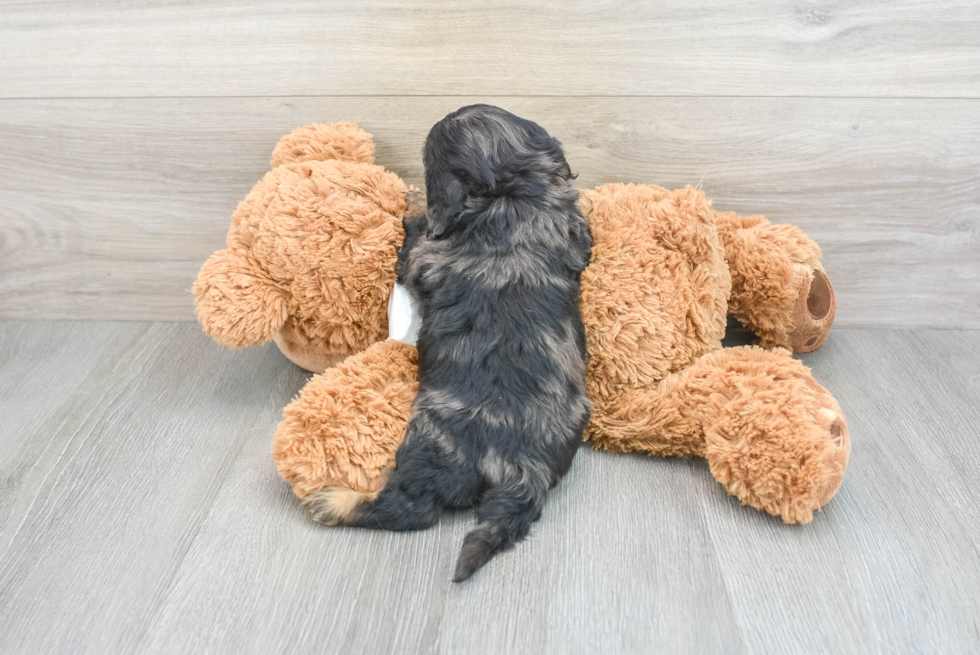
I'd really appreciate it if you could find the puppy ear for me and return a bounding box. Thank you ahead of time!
[396,210,428,283]
[564,208,594,275]
[193,249,290,348]
[426,173,467,238]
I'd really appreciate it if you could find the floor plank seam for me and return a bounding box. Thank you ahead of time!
[2,94,980,101]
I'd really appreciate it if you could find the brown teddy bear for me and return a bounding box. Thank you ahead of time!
[194,122,848,524]
[192,121,427,372]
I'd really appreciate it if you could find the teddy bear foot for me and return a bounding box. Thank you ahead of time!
[713,211,837,353]
[700,347,850,523]
[587,345,849,523]
[783,264,836,353]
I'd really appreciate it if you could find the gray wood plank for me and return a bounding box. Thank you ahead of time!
[2,97,977,327]
[0,321,146,543]
[1,0,978,98]
[0,322,310,654]
[134,405,457,654]
[138,442,744,655]
[432,453,746,655]
[0,321,140,449]
[2,322,980,654]
[694,330,980,654]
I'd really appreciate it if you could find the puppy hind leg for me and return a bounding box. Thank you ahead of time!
[303,468,440,531]
[452,471,548,583]
[303,415,456,530]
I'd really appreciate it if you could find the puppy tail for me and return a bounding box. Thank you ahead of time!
[453,478,546,583]
[453,525,509,582]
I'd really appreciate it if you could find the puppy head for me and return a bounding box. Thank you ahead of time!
[423,104,573,237]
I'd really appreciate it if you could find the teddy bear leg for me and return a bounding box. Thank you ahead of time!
[588,346,849,523]
[271,339,419,498]
[713,211,836,352]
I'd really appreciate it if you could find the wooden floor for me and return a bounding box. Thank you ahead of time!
[1,321,978,654]
[1,1,978,652]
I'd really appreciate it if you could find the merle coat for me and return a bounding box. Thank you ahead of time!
[304,104,593,582]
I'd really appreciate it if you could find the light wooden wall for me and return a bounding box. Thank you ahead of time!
[1,1,978,327]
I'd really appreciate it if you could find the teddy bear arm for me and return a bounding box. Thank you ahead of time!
[192,249,289,349]
[713,211,836,353]
[589,346,849,523]
[271,339,419,498]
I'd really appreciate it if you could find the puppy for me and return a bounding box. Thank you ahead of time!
[304,105,593,582]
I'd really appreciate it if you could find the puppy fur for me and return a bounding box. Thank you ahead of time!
[303,105,593,582]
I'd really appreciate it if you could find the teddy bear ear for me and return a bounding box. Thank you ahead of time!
[270,122,375,168]
[193,249,289,349]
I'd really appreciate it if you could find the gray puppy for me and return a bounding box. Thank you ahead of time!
[304,104,593,582]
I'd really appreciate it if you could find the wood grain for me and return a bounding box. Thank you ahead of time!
[1,322,979,654]
[2,1,977,650]
[1,96,977,327]
[700,330,980,654]
[1,0,978,98]
[0,321,311,653]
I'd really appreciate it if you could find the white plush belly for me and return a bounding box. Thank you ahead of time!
[387,282,421,347]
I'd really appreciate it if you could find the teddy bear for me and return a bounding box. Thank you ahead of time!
[194,122,848,524]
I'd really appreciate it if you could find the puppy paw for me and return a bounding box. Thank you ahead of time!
[302,486,377,526]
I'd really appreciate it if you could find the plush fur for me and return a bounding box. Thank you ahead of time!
[193,122,408,363]
[195,120,850,541]
[271,176,849,525]
[715,212,835,352]
[271,339,419,496]
[302,106,593,582]
[270,120,376,167]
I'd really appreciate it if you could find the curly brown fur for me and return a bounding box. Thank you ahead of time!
[193,123,407,365]
[713,211,832,351]
[304,105,593,582]
[273,339,419,497]
[281,181,850,530]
